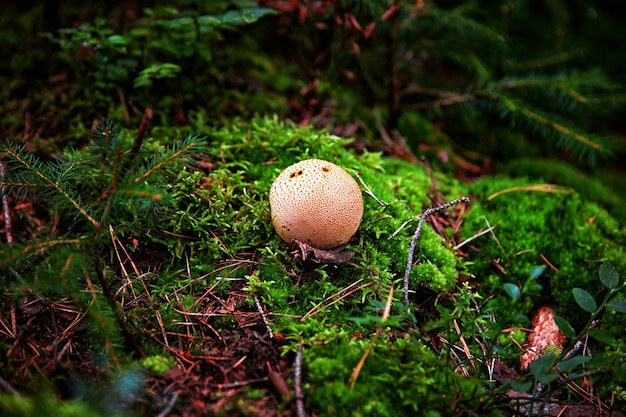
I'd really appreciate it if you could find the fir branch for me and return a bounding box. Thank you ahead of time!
[494,70,616,111]
[519,107,601,150]
[132,134,208,185]
[484,93,612,162]
[495,77,588,104]
[517,49,586,72]
[420,5,505,45]
[89,119,123,160]
[1,145,100,228]
[0,238,84,269]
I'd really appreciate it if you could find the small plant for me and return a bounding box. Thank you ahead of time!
[141,355,176,375]
[46,4,278,120]
[507,263,626,413]
[0,119,208,359]
[259,0,619,164]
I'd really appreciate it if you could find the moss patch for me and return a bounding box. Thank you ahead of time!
[461,175,626,329]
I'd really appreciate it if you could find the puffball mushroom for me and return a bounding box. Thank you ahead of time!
[269,159,363,250]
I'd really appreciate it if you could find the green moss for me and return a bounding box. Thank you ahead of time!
[504,158,626,223]
[7,114,625,413]
[141,355,176,375]
[304,335,499,417]
[0,394,112,417]
[462,175,626,328]
[151,116,462,305]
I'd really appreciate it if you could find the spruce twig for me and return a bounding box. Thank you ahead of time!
[1,147,99,228]
[403,197,470,310]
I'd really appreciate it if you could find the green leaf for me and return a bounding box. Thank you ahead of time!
[554,316,576,339]
[607,298,626,313]
[529,354,559,384]
[510,378,533,393]
[216,7,277,26]
[107,34,126,45]
[503,282,520,302]
[599,262,619,289]
[557,355,590,373]
[587,328,617,346]
[573,288,597,313]
[529,265,546,279]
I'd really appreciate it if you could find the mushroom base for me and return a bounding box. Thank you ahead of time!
[290,240,354,264]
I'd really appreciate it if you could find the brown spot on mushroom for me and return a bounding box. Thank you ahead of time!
[269,159,363,250]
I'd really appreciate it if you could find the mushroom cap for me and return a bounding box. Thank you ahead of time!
[269,159,363,250]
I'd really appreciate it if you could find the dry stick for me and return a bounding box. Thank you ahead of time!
[0,375,18,396]
[95,257,146,358]
[300,279,370,322]
[156,392,179,417]
[253,294,273,339]
[453,225,495,250]
[485,216,509,265]
[0,162,12,244]
[403,197,470,310]
[130,107,153,157]
[295,342,306,417]
[355,174,388,206]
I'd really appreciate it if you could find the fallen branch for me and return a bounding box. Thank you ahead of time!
[403,197,470,309]
[295,342,306,417]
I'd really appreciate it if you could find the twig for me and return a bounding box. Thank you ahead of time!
[118,107,153,183]
[0,162,13,244]
[401,93,476,111]
[300,279,371,322]
[130,107,153,157]
[253,294,273,339]
[0,375,18,395]
[156,392,179,417]
[355,174,388,206]
[539,253,559,273]
[453,225,495,250]
[95,257,146,358]
[295,342,306,417]
[403,197,470,309]
[485,217,509,265]
[388,218,414,240]
[453,319,476,372]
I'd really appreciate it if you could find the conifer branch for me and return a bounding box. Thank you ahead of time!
[519,108,601,150]
[132,135,206,184]
[496,79,587,104]
[484,93,611,162]
[2,147,100,228]
[517,48,585,71]
[0,238,83,268]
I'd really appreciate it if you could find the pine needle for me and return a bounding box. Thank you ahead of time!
[487,184,575,201]
[348,285,394,389]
